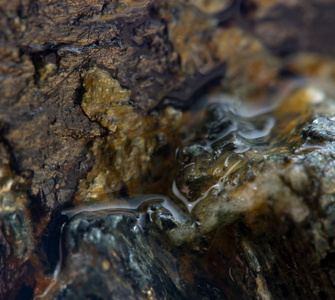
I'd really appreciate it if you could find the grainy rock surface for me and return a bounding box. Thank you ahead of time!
[1,0,335,299]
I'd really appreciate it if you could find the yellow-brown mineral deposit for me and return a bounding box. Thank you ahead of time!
[76,67,188,204]
[81,66,133,133]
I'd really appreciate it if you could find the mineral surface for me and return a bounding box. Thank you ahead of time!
[170,83,335,298]
[40,81,335,299]
[0,141,34,299]
[1,0,335,299]
[40,199,187,300]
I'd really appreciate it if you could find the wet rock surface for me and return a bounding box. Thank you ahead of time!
[2,0,335,299]
[43,200,186,300]
[35,83,335,300]
[174,85,335,230]
[170,84,335,298]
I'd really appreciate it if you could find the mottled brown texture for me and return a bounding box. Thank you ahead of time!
[1,0,335,298]
[1,0,333,215]
[241,0,335,57]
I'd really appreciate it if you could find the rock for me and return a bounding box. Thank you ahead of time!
[75,67,188,204]
[0,141,35,299]
[41,198,187,300]
[36,81,335,300]
[170,83,335,297]
[2,0,335,299]
[242,0,335,57]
